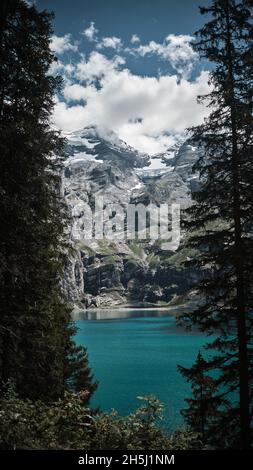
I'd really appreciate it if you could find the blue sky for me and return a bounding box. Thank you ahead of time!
[39,0,210,78]
[36,0,212,154]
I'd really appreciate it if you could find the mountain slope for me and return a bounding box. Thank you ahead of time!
[62,127,199,308]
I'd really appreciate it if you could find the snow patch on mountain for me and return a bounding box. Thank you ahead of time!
[62,126,200,307]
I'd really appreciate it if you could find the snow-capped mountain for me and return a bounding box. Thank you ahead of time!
[63,125,150,169]
[62,126,199,309]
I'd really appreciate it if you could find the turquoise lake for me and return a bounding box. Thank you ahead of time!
[74,308,210,430]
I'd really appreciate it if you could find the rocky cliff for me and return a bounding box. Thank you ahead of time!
[62,126,200,308]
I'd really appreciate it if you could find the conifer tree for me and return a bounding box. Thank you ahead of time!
[0,0,96,401]
[179,351,225,445]
[179,0,253,449]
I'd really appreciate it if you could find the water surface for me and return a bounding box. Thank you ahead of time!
[75,308,209,430]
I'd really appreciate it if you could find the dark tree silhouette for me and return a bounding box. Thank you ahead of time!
[179,0,253,449]
[179,351,227,445]
[0,0,96,401]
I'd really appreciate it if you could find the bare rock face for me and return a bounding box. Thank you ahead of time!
[62,126,199,308]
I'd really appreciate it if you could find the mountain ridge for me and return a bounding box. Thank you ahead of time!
[62,126,199,309]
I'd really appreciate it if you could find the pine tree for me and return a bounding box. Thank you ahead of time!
[0,0,96,401]
[179,351,226,445]
[64,321,98,396]
[179,0,253,449]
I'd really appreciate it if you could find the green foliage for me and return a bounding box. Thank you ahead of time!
[128,241,146,259]
[179,352,226,445]
[146,253,161,269]
[0,387,202,450]
[77,242,96,257]
[179,0,253,449]
[102,255,121,265]
[0,0,96,401]
[165,248,199,269]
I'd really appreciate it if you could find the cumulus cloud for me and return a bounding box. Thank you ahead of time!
[97,36,123,50]
[50,34,78,54]
[50,26,209,154]
[53,98,91,132]
[49,60,75,77]
[131,34,141,44]
[75,51,125,84]
[82,22,98,41]
[53,49,210,154]
[63,83,97,102]
[134,34,197,78]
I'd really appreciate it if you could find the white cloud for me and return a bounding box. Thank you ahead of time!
[75,51,125,84]
[49,60,75,77]
[97,36,123,50]
[134,34,197,78]
[82,22,98,41]
[63,83,96,102]
[53,49,210,154]
[50,34,78,54]
[131,34,140,44]
[53,98,91,132]
[50,28,209,155]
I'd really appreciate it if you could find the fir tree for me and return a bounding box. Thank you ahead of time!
[179,351,225,445]
[0,0,96,401]
[179,0,253,449]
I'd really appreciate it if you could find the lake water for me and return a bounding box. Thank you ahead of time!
[74,308,209,431]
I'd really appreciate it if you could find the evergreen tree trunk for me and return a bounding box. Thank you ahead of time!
[224,0,250,448]
[178,0,253,449]
[0,0,97,402]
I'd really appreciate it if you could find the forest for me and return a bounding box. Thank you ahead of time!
[0,0,252,452]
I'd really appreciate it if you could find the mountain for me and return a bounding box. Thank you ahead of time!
[62,126,200,309]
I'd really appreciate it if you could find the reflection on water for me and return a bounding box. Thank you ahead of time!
[72,306,188,321]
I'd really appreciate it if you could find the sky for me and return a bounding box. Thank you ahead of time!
[36,0,212,155]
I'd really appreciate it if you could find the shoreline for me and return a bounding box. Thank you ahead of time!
[74,306,183,311]
[71,303,190,320]
[72,301,188,312]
